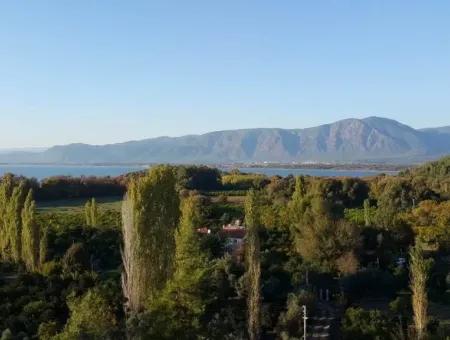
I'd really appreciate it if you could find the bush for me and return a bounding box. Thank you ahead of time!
[341,269,398,301]
[222,172,269,190]
[62,243,90,276]
[277,291,316,339]
[38,321,58,340]
[40,261,60,277]
[342,307,392,339]
[55,287,119,339]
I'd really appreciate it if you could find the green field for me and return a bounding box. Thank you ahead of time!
[36,193,246,213]
[37,196,123,212]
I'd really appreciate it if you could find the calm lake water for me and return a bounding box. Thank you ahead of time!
[0,164,397,180]
[238,167,397,178]
[0,165,147,180]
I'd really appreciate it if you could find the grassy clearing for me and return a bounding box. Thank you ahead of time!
[35,191,246,215]
[37,196,123,212]
[209,195,246,204]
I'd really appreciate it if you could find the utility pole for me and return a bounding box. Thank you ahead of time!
[302,305,308,340]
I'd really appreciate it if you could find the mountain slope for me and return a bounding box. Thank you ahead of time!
[420,126,450,134]
[1,117,449,164]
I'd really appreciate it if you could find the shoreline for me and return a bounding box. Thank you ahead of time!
[0,162,409,172]
[0,163,410,173]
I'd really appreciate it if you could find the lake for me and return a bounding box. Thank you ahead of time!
[238,167,397,178]
[0,164,397,180]
[0,165,147,180]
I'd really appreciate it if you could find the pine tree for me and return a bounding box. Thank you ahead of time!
[245,189,262,340]
[21,190,40,271]
[122,165,180,313]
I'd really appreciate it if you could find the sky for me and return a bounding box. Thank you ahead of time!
[0,1,450,148]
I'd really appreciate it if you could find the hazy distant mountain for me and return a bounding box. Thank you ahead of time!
[0,147,48,155]
[1,117,449,164]
[420,126,450,134]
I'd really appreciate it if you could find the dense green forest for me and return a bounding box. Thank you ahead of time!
[1,158,450,339]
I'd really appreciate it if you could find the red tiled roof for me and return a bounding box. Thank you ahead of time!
[221,228,245,238]
[196,227,210,234]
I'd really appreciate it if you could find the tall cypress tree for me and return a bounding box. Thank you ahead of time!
[122,165,180,313]
[245,189,262,340]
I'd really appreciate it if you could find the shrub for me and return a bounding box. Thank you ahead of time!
[342,307,391,339]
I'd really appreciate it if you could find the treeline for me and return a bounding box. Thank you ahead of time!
[400,155,450,197]
[3,158,449,203]
[0,166,266,202]
[36,176,126,200]
[0,166,222,201]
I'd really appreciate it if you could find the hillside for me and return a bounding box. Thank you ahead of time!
[1,117,449,164]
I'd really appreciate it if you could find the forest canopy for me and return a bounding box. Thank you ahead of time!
[1,157,450,339]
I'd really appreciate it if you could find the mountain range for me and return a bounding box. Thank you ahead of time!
[1,117,450,164]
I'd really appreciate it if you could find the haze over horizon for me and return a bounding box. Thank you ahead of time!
[1,1,450,148]
[1,116,448,150]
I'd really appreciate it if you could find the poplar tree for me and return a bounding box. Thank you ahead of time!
[40,226,48,267]
[84,199,92,226]
[245,189,262,340]
[0,175,14,259]
[122,165,180,313]
[171,194,208,323]
[410,243,432,340]
[90,198,98,227]
[7,181,27,262]
[0,176,41,270]
[84,198,98,227]
[289,176,307,224]
[145,194,209,338]
[363,199,371,226]
[21,190,40,271]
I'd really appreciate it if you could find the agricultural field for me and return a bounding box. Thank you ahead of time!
[37,196,123,213]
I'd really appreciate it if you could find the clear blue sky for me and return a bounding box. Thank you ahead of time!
[1,1,449,148]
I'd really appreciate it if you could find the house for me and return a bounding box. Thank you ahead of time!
[196,220,246,261]
[220,220,246,261]
[196,227,211,235]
